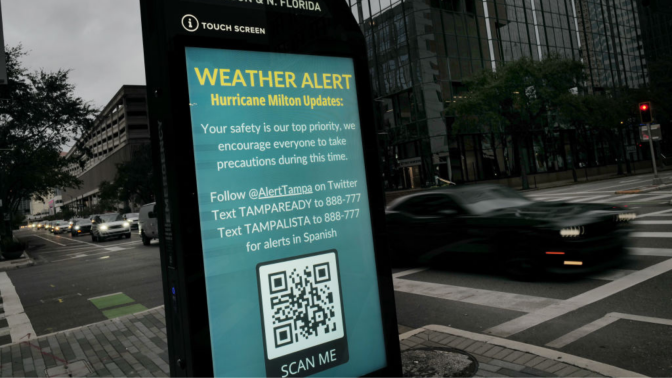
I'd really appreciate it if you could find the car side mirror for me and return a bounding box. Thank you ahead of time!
[438,209,458,216]
[148,211,155,219]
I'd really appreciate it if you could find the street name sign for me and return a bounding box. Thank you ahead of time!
[640,124,662,141]
[139,0,400,376]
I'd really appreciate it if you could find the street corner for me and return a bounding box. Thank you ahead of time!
[399,325,645,378]
[0,252,35,272]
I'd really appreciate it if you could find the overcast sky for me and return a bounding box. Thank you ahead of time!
[3,0,146,110]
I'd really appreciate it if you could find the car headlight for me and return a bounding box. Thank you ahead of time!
[123,222,130,228]
[560,226,584,237]
[100,225,108,231]
[617,213,636,222]
[75,226,80,230]
[55,227,60,230]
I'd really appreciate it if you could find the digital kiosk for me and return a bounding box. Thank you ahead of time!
[140,0,401,376]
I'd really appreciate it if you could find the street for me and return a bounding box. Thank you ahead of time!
[9,230,163,341]
[395,171,672,377]
[5,172,672,377]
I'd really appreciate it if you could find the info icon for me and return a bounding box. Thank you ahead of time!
[181,14,199,32]
[257,250,349,377]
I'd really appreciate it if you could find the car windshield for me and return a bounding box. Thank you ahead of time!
[455,186,532,215]
[124,213,139,219]
[74,219,91,225]
[98,213,122,223]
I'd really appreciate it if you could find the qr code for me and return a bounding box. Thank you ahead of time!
[258,251,344,360]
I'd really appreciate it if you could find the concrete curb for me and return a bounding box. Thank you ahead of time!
[0,252,35,272]
[400,325,646,378]
[0,305,166,347]
[615,182,672,194]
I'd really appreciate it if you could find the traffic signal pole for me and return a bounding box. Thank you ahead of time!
[647,122,663,185]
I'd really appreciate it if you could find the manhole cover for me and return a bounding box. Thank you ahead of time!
[402,347,479,377]
[45,360,93,377]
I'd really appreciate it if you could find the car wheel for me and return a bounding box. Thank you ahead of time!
[141,231,151,246]
[504,256,540,281]
[125,233,131,239]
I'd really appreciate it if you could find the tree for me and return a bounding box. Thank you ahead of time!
[0,45,97,246]
[98,147,156,211]
[451,55,586,189]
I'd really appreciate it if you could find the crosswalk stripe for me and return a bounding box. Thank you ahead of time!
[636,194,672,202]
[393,278,561,313]
[632,220,672,225]
[592,196,620,203]
[567,195,611,203]
[630,232,672,238]
[546,197,575,202]
[627,247,672,256]
[610,194,643,201]
[484,258,672,338]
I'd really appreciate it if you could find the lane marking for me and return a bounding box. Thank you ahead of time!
[28,235,66,247]
[630,232,672,238]
[87,292,124,301]
[636,209,672,218]
[50,247,140,263]
[627,247,672,257]
[546,312,672,349]
[566,195,611,203]
[392,268,428,278]
[632,220,672,225]
[402,325,645,377]
[484,258,672,338]
[393,278,560,313]
[0,272,36,342]
[619,179,640,183]
[546,197,575,202]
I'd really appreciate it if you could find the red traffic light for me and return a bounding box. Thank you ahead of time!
[639,102,653,123]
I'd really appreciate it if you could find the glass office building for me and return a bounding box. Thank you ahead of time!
[347,0,658,189]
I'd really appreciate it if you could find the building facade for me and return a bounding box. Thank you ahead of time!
[348,0,663,189]
[62,85,150,213]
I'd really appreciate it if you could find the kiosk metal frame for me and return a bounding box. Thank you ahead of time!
[140,0,401,376]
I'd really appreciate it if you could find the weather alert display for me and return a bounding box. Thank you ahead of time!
[184,47,387,377]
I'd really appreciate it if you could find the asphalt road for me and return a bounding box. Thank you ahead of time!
[6,171,672,376]
[394,172,672,377]
[10,228,163,337]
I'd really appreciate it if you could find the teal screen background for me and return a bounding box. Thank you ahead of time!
[184,47,388,376]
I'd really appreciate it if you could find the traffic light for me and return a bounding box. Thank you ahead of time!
[639,102,653,124]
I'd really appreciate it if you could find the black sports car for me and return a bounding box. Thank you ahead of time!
[385,185,635,278]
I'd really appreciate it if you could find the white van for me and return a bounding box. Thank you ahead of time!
[138,202,159,246]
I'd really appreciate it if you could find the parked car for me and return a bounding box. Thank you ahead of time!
[138,203,158,246]
[385,184,635,278]
[51,220,68,234]
[123,213,140,230]
[91,213,132,242]
[71,219,92,237]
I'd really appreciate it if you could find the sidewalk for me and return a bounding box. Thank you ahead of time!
[400,325,645,377]
[0,307,168,377]
[0,306,647,377]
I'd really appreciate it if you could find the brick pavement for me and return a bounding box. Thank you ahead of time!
[0,307,168,377]
[0,306,647,377]
[400,325,646,378]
